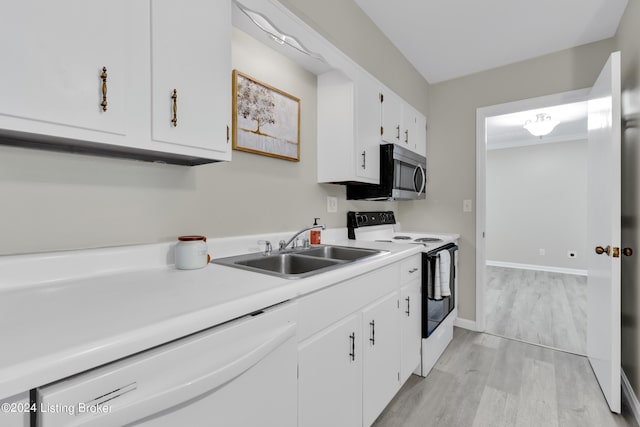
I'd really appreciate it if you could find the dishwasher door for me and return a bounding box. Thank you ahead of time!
[36,302,297,427]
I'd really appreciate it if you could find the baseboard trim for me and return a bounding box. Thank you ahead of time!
[622,369,640,425]
[454,317,477,331]
[486,260,587,276]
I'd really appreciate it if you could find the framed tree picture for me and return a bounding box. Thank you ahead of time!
[232,70,301,161]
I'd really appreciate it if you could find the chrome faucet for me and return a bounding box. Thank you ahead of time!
[257,240,272,256]
[279,224,326,251]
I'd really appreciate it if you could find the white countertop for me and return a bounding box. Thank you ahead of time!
[0,233,422,400]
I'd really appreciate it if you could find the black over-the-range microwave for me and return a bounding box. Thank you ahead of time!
[347,143,426,201]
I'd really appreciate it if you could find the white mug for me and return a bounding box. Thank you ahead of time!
[175,236,211,270]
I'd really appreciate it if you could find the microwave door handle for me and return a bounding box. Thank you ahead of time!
[416,165,426,196]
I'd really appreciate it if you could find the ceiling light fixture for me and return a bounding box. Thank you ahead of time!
[235,1,326,63]
[523,113,560,137]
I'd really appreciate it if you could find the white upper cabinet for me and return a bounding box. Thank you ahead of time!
[380,90,403,145]
[0,0,231,165]
[0,1,128,140]
[150,0,231,158]
[317,69,380,184]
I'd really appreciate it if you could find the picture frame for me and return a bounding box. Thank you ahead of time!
[232,70,301,162]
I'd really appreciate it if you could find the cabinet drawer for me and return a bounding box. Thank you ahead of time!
[400,255,421,283]
[297,264,398,341]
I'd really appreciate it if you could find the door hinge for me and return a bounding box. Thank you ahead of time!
[397,372,400,382]
[380,126,384,136]
[483,232,485,238]
[397,299,400,309]
[297,364,299,379]
[226,125,230,143]
[379,93,384,103]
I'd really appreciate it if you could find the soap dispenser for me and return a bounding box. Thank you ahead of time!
[310,218,322,245]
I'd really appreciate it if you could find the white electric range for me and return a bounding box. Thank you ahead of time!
[347,211,459,377]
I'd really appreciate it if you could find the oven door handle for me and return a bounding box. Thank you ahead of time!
[413,164,426,196]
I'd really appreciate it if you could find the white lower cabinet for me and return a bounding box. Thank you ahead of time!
[298,313,363,427]
[0,392,30,427]
[298,256,421,427]
[400,279,422,383]
[362,292,401,427]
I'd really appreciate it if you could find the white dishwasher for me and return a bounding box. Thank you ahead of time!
[36,302,297,427]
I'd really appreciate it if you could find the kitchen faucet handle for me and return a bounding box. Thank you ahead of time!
[257,240,272,255]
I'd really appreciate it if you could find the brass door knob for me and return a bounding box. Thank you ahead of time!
[595,245,611,256]
[623,248,633,257]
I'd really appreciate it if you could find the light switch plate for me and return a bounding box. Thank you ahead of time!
[463,199,472,212]
[327,196,338,213]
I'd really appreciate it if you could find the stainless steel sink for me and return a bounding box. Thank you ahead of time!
[212,245,387,279]
[298,245,381,261]
[237,254,342,275]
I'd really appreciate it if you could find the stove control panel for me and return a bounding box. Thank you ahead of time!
[347,211,396,239]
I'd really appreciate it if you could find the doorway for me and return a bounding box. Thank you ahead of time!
[475,88,590,355]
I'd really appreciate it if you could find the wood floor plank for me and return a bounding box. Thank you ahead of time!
[374,328,634,427]
[485,266,587,355]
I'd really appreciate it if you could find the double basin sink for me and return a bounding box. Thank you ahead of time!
[213,245,387,279]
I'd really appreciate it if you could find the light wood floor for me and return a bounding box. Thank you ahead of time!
[485,266,587,355]
[374,328,636,427]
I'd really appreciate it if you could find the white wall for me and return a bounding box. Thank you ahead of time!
[0,28,398,255]
[486,140,587,270]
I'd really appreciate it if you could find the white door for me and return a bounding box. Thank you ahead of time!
[298,313,363,427]
[587,51,621,414]
[151,0,231,155]
[362,292,400,427]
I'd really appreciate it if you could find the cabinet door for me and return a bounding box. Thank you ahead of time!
[151,0,231,157]
[414,113,427,157]
[356,72,381,183]
[299,314,362,427]
[362,292,400,426]
[400,280,422,383]
[380,90,402,145]
[0,1,127,138]
[402,105,417,150]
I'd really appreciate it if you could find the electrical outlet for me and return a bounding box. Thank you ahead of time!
[327,196,338,213]
[463,199,473,212]
[568,251,577,258]
[539,248,546,256]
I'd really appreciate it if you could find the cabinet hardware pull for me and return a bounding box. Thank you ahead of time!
[349,333,355,361]
[396,125,400,140]
[100,67,108,112]
[405,297,410,316]
[171,89,178,127]
[409,267,418,274]
[595,245,611,256]
[361,151,366,169]
[405,129,409,143]
[369,320,375,345]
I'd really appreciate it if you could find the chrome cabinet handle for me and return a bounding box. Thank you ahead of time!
[361,151,366,169]
[405,129,409,143]
[396,125,400,140]
[349,333,355,361]
[171,89,178,127]
[100,66,108,112]
[405,296,410,316]
[369,320,375,345]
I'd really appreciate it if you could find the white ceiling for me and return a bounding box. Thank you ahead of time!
[486,101,587,150]
[354,0,628,83]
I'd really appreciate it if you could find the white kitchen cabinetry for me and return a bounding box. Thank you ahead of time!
[400,279,422,383]
[0,1,128,141]
[317,69,380,184]
[380,88,427,157]
[0,0,231,165]
[297,256,421,427]
[380,90,403,146]
[362,292,401,427]
[150,0,231,157]
[0,392,30,427]
[298,314,363,427]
